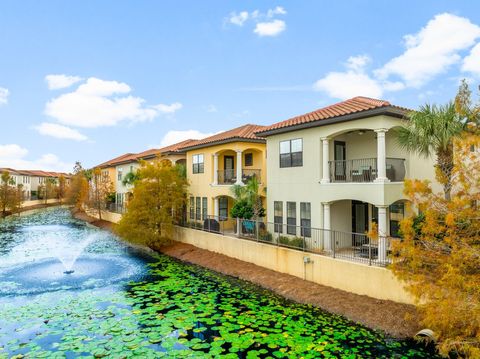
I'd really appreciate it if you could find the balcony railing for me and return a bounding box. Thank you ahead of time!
[178,214,392,267]
[217,169,262,185]
[328,157,405,183]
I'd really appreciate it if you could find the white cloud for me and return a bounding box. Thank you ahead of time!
[228,11,249,26]
[153,102,183,114]
[45,74,83,90]
[0,144,28,159]
[0,87,9,105]
[254,19,286,37]
[226,7,287,37]
[45,77,166,128]
[375,13,480,87]
[0,144,72,172]
[159,130,219,147]
[314,55,384,99]
[35,122,88,141]
[267,6,287,18]
[462,42,480,76]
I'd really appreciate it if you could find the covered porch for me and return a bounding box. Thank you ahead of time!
[212,148,264,186]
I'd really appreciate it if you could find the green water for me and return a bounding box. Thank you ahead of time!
[0,208,437,358]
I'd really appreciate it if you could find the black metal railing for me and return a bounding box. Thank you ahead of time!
[217,169,236,184]
[217,169,262,185]
[328,157,405,183]
[178,214,391,267]
[242,169,261,183]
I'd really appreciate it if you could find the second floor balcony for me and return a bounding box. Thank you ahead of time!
[328,158,405,183]
[217,169,262,185]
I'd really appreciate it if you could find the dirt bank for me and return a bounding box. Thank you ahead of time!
[71,209,115,231]
[72,210,420,339]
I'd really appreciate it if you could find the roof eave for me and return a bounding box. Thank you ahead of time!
[180,137,266,152]
[256,106,408,137]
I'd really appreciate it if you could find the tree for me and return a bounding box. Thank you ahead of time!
[66,162,89,210]
[391,133,480,357]
[115,160,188,248]
[122,170,139,187]
[89,168,114,220]
[455,80,480,130]
[230,176,265,219]
[396,102,464,200]
[57,175,67,203]
[42,178,57,205]
[0,171,22,217]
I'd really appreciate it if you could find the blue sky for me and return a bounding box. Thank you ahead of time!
[0,0,479,171]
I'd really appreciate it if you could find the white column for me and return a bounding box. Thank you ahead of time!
[323,202,331,250]
[377,205,388,263]
[212,153,219,185]
[235,150,243,185]
[214,197,219,219]
[374,129,389,183]
[321,137,330,184]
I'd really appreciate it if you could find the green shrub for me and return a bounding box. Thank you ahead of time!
[258,230,272,242]
[279,235,304,248]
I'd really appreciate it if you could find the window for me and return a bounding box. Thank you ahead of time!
[219,197,228,221]
[192,154,204,174]
[202,197,208,220]
[274,201,283,233]
[389,202,405,238]
[300,202,311,238]
[130,165,134,172]
[117,169,123,181]
[189,197,194,220]
[280,139,303,168]
[195,197,201,220]
[244,153,253,167]
[287,202,297,235]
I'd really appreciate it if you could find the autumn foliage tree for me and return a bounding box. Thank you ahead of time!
[66,162,89,210]
[88,168,114,220]
[115,159,188,248]
[0,171,23,217]
[391,132,480,357]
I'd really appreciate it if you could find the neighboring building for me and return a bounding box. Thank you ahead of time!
[0,168,69,200]
[180,124,267,226]
[96,139,195,207]
[255,96,437,262]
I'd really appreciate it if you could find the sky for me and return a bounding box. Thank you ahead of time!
[0,0,479,172]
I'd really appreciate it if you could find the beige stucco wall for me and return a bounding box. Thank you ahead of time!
[22,199,59,207]
[174,226,414,304]
[85,208,122,223]
[265,115,437,231]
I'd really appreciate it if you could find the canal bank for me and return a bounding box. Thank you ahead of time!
[75,209,421,339]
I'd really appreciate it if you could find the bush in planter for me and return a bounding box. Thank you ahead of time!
[230,199,254,220]
[258,229,273,242]
[278,235,304,249]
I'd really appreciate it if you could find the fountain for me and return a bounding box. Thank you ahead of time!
[52,233,98,275]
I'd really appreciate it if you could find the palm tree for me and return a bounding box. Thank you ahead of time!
[396,102,464,200]
[231,176,265,219]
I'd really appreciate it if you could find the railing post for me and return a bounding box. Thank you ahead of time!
[255,219,259,242]
[236,218,241,238]
[332,231,336,258]
[368,236,372,266]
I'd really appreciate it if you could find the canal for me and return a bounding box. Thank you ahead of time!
[0,208,437,358]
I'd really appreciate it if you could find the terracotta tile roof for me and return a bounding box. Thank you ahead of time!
[1,168,70,177]
[96,153,137,168]
[256,96,409,136]
[179,124,266,150]
[136,139,198,160]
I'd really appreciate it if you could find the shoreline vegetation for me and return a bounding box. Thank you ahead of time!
[71,208,421,339]
[0,202,61,218]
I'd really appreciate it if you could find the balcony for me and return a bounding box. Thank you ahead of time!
[217,169,262,185]
[328,158,405,183]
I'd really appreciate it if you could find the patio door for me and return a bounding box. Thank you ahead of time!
[334,141,346,180]
[352,201,368,246]
[224,156,234,183]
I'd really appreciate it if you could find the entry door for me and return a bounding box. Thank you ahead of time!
[224,156,234,183]
[352,201,368,245]
[334,141,346,180]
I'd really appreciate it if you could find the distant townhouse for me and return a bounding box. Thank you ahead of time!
[255,96,436,262]
[95,139,195,207]
[180,124,267,227]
